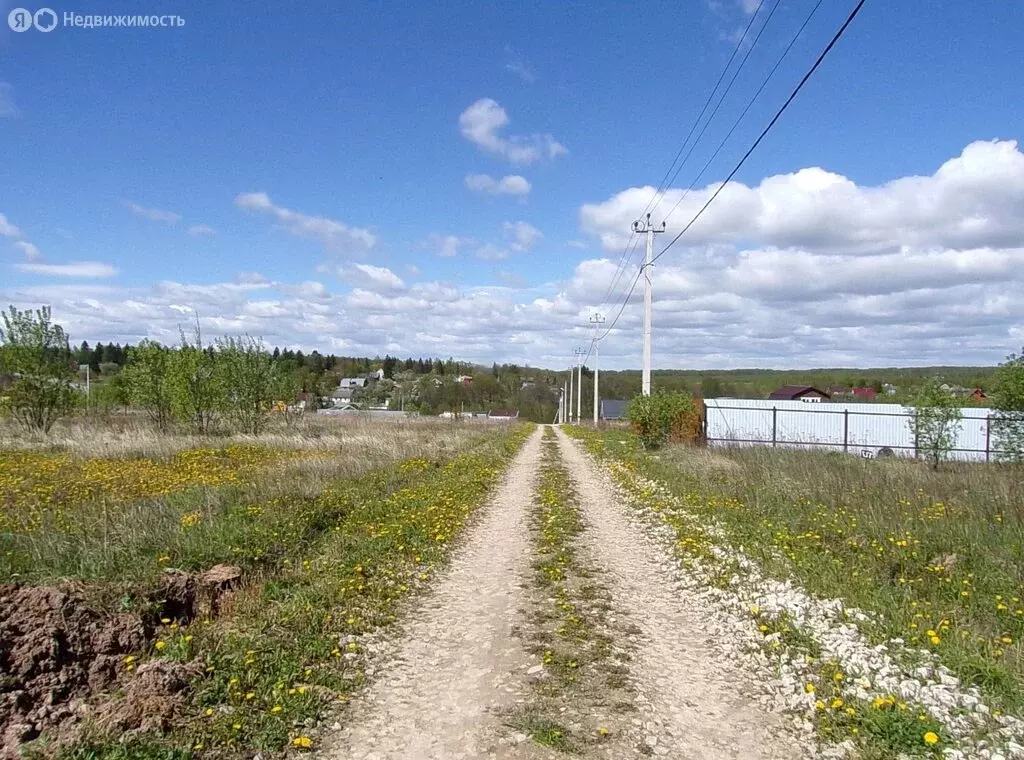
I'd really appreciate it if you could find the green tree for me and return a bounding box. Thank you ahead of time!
[626,391,698,449]
[908,378,963,470]
[217,335,279,435]
[168,322,225,434]
[122,339,174,431]
[991,347,1024,463]
[0,305,78,433]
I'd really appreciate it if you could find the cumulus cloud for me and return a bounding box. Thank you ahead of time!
[235,192,376,254]
[125,201,181,224]
[464,174,532,196]
[5,141,1023,370]
[423,233,465,258]
[16,261,118,278]
[0,83,19,118]
[338,263,406,293]
[0,214,22,239]
[188,224,216,236]
[13,241,42,261]
[459,99,566,165]
[580,140,1024,255]
[503,221,543,251]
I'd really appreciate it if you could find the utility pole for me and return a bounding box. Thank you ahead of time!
[574,346,585,423]
[590,313,605,425]
[632,213,666,396]
[567,361,574,424]
[562,380,568,424]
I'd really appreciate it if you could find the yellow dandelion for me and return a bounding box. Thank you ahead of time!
[923,731,939,745]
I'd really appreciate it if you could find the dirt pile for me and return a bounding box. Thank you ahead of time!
[0,564,243,758]
[0,584,151,757]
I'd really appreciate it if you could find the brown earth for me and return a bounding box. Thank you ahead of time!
[0,563,242,759]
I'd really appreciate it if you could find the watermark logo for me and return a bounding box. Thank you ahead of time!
[8,8,184,31]
[34,8,58,31]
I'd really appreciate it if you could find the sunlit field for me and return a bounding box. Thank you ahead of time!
[0,415,531,758]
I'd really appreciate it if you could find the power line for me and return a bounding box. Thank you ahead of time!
[594,0,770,312]
[641,0,769,220]
[650,0,783,218]
[660,0,825,225]
[650,0,868,267]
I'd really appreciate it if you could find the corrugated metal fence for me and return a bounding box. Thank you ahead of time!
[703,399,1005,462]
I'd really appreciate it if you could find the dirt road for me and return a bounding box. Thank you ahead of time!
[322,426,801,759]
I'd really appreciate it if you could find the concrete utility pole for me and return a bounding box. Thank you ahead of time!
[567,362,574,424]
[590,313,605,425]
[632,213,666,396]
[563,380,568,424]
[574,346,585,423]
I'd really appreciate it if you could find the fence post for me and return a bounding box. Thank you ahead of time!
[985,415,991,463]
[772,406,777,447]
[843,409,849,453]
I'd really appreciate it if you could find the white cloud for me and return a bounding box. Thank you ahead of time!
[338,263,406,293]
[423,233,465,258]
[464,174,532,196]
[0,213,22,238]
[235,192,376,254]
[459,99,567,165]
[567,240,588,250]
[125,201,181,224]
[13,241,42,261]
[581,140,1024,255]
[0,83,19,118]
[5,141,1023,370]
[188,224,216,236]
[475,244,508,261]
[16,261,118,278]
[405,264,422,277]
[503,221,543,252]
[740,0,760,13]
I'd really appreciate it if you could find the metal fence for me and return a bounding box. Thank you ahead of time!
[703,399,1010,462]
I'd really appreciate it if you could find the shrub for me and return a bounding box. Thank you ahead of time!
[626,391,703,449]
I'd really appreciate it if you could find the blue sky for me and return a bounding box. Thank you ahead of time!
[2,0,1024,368]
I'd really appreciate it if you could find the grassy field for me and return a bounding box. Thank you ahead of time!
[0,416,531,758]
[568,427,1023,756]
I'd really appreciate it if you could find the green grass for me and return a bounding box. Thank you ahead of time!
[20,424,534,758]
[570,426,1024,715]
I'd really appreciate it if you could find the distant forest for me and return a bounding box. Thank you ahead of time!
[70,339,998,423]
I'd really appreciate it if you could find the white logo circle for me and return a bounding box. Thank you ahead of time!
[7,8,33,32]
[34,7,58,32]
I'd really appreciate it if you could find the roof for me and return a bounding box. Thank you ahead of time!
[600,399,628,420]
[767,385,830,401]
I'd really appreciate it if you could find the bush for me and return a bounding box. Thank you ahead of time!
[626,391,704,449]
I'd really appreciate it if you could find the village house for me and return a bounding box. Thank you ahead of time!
[767,385,831,403]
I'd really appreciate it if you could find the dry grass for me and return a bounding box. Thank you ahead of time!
[0,417,501,583]
[0,412,497,459]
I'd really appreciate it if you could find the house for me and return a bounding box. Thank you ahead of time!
[520,380,536,390]
[365,368,385,382]
[338,377,368,390]
[827,385,850,397]
[456,375,473,385]
[600,399,628,421]
[332,387,355,402]
[969,388,987,402]
[851,387,878,401]
[487,408,519,420]
[882,383,898,395]
[767,385,830,403]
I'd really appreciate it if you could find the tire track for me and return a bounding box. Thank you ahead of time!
[553,426,803,759]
